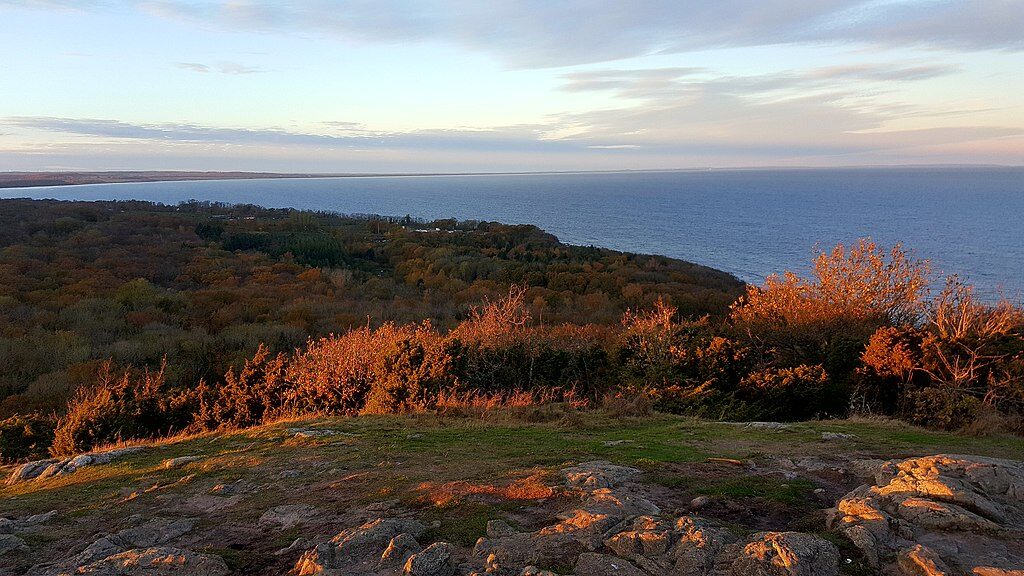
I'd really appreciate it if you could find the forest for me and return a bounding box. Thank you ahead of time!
[0,198,1020,461]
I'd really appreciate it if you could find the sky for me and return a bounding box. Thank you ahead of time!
[1,1,1022,172]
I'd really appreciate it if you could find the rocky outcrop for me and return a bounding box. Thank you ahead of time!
[259,504,333,529]
[6,447,145,484]
[29,517,200,576]
[731,532,839,576]
[69,547,230,575]
[292,517,429,575]
[0,534,29,557]
[471,461,835,576]
[162,456,202,469]
[828,454,1024,575]
[0,510,57,534]
[404,542,455,576]
[561,461,642,490]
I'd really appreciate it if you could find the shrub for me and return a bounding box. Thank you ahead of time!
[735,364,832,421]
[192,344,290,430]
[285,328,377,416]
[854,326,925,414]
[363,323,456,414]
[730,239,930,369]
[0,414,55,463]
[601,391,655,418]
[51,361,192,456]
[906,387,980,431]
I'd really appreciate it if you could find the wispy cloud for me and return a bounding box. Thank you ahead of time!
[1,116,576,153]
[173,60,262,74]
[173,61,210,73]
[128,1,1024,68]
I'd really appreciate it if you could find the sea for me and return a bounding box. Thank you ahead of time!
[3,167,1022,301]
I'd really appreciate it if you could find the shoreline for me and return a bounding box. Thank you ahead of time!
[2,164,1018,190]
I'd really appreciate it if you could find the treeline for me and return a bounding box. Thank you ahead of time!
[0,199,741,420]
[4,239,1023,461]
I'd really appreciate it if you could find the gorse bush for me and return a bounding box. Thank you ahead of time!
[51,361,193,456]
[0,414,55,463]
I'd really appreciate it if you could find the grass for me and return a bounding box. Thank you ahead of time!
[3,411,1021,515]
[695,476,817,506]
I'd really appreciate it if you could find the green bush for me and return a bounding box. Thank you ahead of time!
[907,387,981,431]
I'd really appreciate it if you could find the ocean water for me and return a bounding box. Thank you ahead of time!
[3,167,1022,300]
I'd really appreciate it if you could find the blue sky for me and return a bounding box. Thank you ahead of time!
[1,1,1022,172]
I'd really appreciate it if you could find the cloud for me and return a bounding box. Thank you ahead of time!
[0,56,1016,169]
[559,62,963,102]
[216,61,261,74]
[1,116,575,153]
[174,61,210,73]
[173,60,262,74]
[129,1,1024,68]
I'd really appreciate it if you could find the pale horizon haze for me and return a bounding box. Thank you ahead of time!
[1,1,1023,173]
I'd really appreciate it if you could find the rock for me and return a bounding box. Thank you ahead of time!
[275,537,313,556]
[0,509,56,534]
[335,518,427,557]
[69,517,197,566]
[731,531,839,576]
[674,515,735,575]
[29,519,200,576]
[287,428,354,439]
[474,530,585,570]
[585,488,660,517]
[72,546,230,575]
[487,519,518,538]
[279,469,302,478]
[162,456,202,469]
[743,422,792,431]
[574,552,648,576]
[115,517,195,549]
[521,567,559,576]
[404,542,455,576]
[898,545,952,576]
[820,432,853,440]
[847,459,886,481]
[209,479,253,495]
[562,461,641,490]
[365,499,399,512]
[381,533,421,565]
[604,515,674,558]
[0,534,28,556]
[294,517,428,574]
[473,461,666,574]
[6,447,144,484]
[6,459,56,484]
[829,454,1024,574]
[259,504,330,529]
[690,495,711,509]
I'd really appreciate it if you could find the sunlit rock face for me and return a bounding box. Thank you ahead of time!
[829,454,1024,575]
